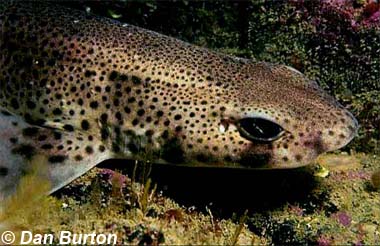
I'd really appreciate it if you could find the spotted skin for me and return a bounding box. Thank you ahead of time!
[0,110,110,200]
[0,2,358,199]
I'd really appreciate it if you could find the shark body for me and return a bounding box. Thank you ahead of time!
[0,2,358,200]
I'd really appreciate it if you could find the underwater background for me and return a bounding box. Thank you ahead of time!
[2,0,380,245]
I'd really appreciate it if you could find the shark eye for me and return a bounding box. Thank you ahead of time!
[237,118,284,142]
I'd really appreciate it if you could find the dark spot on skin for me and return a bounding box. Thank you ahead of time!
[124,106,131,114]
[54,131,62,140]
[115,112,122,121]
[38,135,48,141]
[85,70,95,77]
[132,76,142,85]
[137,109,145,116]
[12,144,35,160]
[109,70,118,81]
[22,127,39,137]
[0,167,8,176]
[132,119,139,126]
[63,124,74,131]
[81,120,90,130]
[49,155,67,163]
[53,108,62,115]
[41,144,53,150]
[145,130,154,137]
[295,154,302,161]
[26,100,36,109]
[119,74,128,81]
[85,146,94,154]
[75,155,83,161]
[99,145,106,152]
[175,126,182,132]
[90,101,99,109]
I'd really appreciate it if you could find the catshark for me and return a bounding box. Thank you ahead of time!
[0,2,358,201]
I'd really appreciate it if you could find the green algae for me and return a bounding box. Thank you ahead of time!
[1,153,379,245]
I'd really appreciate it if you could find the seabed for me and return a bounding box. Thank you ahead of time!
[1,153,379,245]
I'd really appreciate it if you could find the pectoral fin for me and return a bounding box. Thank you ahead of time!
[0,109,111,201]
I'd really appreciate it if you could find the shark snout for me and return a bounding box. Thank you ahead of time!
[343,110,359,144]
[324,109,359,152]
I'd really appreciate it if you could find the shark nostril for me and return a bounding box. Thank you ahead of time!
[348,125,355,132]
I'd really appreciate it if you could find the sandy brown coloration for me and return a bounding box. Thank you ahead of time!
[0,1,358,199]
